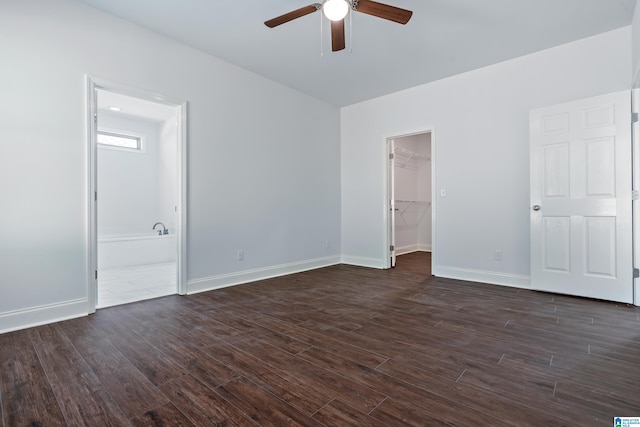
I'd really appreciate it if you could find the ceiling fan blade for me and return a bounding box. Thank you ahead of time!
[331,19,346,51]
[264,4,320,28]
[355,0,413,24]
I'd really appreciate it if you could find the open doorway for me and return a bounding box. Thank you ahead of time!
[86,77,187,311]
[387,131,433,270]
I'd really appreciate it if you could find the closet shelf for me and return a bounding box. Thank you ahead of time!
[395,200,430,204]
[394,146,430,169]
[393,200,431,219]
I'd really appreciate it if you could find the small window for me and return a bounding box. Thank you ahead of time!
[98,130,144,152]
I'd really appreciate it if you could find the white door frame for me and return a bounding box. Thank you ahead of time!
[85,76,188,313]
[633,88,640,306]
[384,128,436,271]
[388,138,396,267]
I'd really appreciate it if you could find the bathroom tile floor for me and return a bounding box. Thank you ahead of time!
[97,262,176,308]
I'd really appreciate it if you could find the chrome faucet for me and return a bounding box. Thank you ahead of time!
[152,222,168,235]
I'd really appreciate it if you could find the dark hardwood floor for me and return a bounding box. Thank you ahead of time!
[2,252,640,426]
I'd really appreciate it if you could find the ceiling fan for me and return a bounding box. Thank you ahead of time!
[264,0,413,52]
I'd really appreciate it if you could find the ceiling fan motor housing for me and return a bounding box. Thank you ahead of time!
[264,0,413,52]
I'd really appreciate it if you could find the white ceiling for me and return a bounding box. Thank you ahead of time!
[78,0,636,107]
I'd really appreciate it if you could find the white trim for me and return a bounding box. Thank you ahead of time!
[384,137,392,268]
[0,299,87,334]
[341,255,386,269]
[396,245,431,256]
[86,76,188,309]
[633,88,640,306]
[177,101,188,295]
[86,76,98,313]
[430,128,437,278]
[433,265,531,289]
[187,256,342,294]
[395,245,417,256]
[388,138,396,267]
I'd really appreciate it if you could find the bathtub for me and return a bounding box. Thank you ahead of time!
[98,233,176,269]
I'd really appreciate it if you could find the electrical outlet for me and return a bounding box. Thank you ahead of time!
[495,250,502,261]
[237,249,244,261]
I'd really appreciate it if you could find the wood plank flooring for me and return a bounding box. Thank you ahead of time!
[2,252,640,426]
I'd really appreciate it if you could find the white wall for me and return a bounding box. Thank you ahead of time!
[158,117,178,235]
[97,112,161,236]
[341,27,632,288]
[0,0,341,332]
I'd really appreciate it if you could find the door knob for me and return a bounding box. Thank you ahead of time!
[532,205,541,211]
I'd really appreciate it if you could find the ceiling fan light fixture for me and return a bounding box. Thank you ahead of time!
[323,0,349,21]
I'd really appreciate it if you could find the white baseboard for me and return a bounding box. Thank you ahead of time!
[0,299,88,334]
[341,255,386,269]
[396,245,417,256]
[187,255,342,295]
[433,265,531,289]
[0,259,534,334]
[396,245,432,256]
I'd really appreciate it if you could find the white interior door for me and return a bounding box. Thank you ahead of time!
[530,90,633,303]
[389,139,396,267]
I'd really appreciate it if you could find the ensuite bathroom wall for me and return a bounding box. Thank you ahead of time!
[97,109,178,306]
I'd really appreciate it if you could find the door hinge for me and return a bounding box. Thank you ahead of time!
[390,245,395,251]
[634,268,639,279]
[632,112,639,123]
[94,191,97,201]
[95,270,98,280]
[633,190,639,201]
[389,153,394,160]
[94,113,98,123]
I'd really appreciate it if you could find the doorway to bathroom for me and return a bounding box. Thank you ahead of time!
[87,77,187,310]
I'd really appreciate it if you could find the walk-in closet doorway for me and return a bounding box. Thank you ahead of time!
[387,131,433,269]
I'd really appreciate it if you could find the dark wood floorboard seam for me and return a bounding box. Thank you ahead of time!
[0,391,5,427]
[27,332,70,427]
